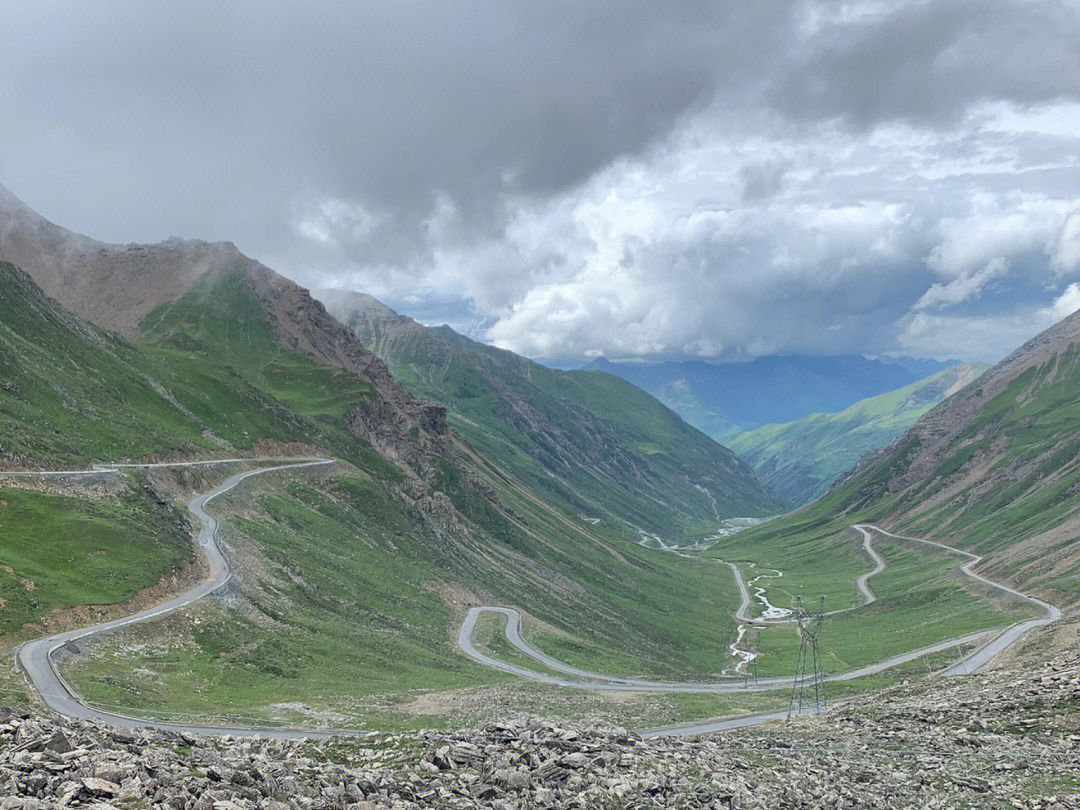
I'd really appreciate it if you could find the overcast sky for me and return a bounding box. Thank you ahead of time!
[3,1,1079,363]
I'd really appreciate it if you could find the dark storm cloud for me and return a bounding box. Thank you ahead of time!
[0,0,795,259]
[2,1,1079,363]
[774,0,1080,127]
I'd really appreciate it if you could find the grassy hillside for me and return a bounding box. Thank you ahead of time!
[703,503,1027,679]
[0,260,214,463]
[321,291,785,542]
[722,306,1080,642]
[0,481,192,636]
[0,260,382,467]
[727,363,988,504]
[135,271,381,462]
[0,259,757,725]
[64,464,750,727]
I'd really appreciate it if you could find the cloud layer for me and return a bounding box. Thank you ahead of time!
[2,1,1079,362]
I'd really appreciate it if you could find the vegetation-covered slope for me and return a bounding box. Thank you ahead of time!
[63,463,755,727]
[587,355,952,436]
[0,481,192,636]
[729,306,1080,611]
[0,186,777,724]
[0,260,215,463]
[320,291,785,541]
[727,363,988,505]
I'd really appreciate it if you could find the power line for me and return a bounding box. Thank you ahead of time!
[788,596,827,720]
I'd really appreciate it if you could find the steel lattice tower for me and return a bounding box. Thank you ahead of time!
[788,596,827,720]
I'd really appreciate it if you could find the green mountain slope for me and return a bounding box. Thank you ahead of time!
[0,187,781,725]
[320,291,785,540]
[0,260,211,462]
[726,363,988,505]
[726,305,1080,616]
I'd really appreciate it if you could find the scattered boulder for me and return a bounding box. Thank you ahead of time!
[0,651,1078,808]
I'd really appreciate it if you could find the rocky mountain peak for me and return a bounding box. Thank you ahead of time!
[0,184,249,337]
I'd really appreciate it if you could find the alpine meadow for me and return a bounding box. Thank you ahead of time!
[2,3,1080,807]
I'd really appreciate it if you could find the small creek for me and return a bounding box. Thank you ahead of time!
[724,624,755,675]
[638,519,785,676]
[744,562,792,621]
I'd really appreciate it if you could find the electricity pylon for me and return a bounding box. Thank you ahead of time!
[788,596,826,720]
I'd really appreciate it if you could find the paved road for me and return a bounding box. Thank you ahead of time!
[864,525,1062,676]
[8,458,1060,740]
[460,524,1060,736]
[0,457,298,478]
[727,562,754,622]
[853,525,886,603]
[14,459,351,739]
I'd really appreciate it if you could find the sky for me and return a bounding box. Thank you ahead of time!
[2,0,1079,364]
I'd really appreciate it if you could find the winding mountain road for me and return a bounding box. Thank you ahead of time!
[4,458,1061,739]
[460,524,1060,736]
[864,525,1061,676]
[853,526,886,604]
[11,459,346,739]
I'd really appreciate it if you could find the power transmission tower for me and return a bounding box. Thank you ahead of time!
[788,596,827,720]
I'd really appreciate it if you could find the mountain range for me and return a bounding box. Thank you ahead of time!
[3,179,1079,730]
[587,354,959,437]
[726,362,989,505]
[0,184,781,710]
[319,289,785,534]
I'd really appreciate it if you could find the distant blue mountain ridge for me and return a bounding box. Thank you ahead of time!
[584,354,959,437]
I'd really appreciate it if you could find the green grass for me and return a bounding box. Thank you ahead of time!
[335,301,785,543]
[470,612,566,678]
[813,341,1080,604]
[0,261,382,468]
[60,465,1027,724]
[0,261,213,462]
[707,510,1027,678]
[519,551,744,678]
[727,363,988,505]
[140,272,375,430]
[0,483,191,635]
[63,473,497,723]
[62,467,748,723]
[654,643,985,727]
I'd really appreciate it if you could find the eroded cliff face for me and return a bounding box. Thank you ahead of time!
[245,264,454,470]
[323,289,652,482]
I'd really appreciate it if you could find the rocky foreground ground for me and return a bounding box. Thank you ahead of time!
[2,651,1079,809]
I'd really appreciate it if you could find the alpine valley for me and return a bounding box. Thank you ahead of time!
[1,185,1079,809]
